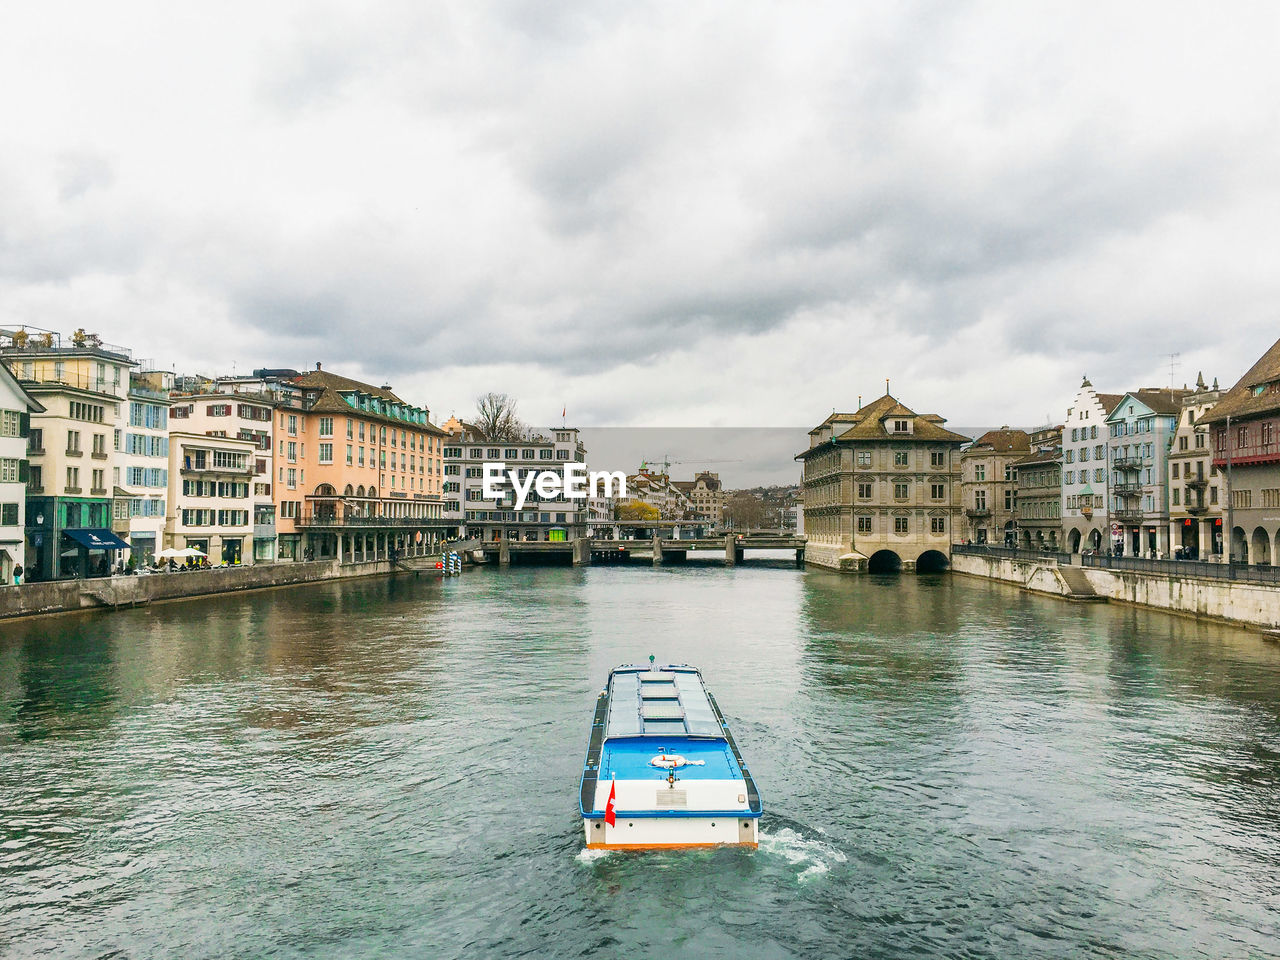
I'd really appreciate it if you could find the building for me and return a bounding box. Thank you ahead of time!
[283,367,450,561]
[1,329,135,581]
[960,428,1031,545]
[672,472,723,526]
[1012,426,1063,550]
[167,391,275,563]
[1105,388,1191,557]
[625,469,696,521]
[1166,373,1226,560]
[167,431,257,563]
[112,371,172,568]
[797,393,968,572]
[1061,377,1124,554]
[442,421,591,542]
[0,362,45,584]
[1199,337,1280,565]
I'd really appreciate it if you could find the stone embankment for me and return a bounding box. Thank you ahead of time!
[0,558,416,621]
[952,552,1280,632]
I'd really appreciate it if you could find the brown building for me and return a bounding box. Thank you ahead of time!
[960,428,1032,545]
[1200,337,1280,565]
[1012,426,1063,550]
[798,393,968,572]
[672,472,723,525]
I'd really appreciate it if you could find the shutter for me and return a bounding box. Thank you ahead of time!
[19,412,29,437]
[18,459,29,483]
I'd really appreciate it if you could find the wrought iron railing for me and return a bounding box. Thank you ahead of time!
[1080,554,1280,582]
[952,543,1071,564]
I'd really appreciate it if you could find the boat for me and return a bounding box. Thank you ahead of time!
[579,662,762,850]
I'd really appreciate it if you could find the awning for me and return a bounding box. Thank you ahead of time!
[64,528,131,551]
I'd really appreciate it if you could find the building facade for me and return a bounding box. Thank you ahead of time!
[1012,426,1063,550]
[0,362,44,583]
[1166,374,1226,560]
[1061,378,1124,554]
[798,394,967,572]
[1200,337,1280,565]
[167,432,257,563]
[170,391,275,562]
[443,423,591,542]
[113,372,172,568]
[1106,389,1189,557]
[673,472,723,526]
[1,332,135,580]
[960,429,1031,545]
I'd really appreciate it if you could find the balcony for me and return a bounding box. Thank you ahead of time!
[180,463,254,476]
[1186,504,1208,515]
[1113,457,1142,471]
[965,507,991,518]
[1185,477,1208,489]
[1113,483,1142,497]
[295,512,448,528]
[1113,510,1144,524]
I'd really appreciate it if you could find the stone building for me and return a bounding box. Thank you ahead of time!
[797,393,968,572]
[960,428,1031,545]
[1105,388,1191,557]
[1012,426,1063,550]
[1166,373,1226,560]
[1199,337,1280,565]
[673,472,723,526]
[1061,377,1124,554]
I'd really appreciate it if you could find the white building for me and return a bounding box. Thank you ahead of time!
[113,371,172,567]
[167,431,257,564]
[0,362,44,583]
[441,420,591,541]
[1061,377,1124,554]
[169,392,276,562]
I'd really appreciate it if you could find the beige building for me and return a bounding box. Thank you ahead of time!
[673,471,723,525]
[1167,373,1226,560]
[1012,426,1063,550]
[797,393,968,572]
[960,429,1032,545]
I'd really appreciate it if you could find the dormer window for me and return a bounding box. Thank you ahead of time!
[891,419,910,433]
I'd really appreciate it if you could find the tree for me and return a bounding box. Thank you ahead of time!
[616,500,660,522]
[723,492,765,531]
[474,392,527,442]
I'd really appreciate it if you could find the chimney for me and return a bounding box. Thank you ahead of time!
[315,362,322,371]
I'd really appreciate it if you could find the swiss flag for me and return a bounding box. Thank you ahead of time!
[604,780,616,827]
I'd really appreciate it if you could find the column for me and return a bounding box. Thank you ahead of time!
[724,534,736,566]
[652,534,663,566]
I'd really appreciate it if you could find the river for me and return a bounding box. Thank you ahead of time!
[2,560,1278,958]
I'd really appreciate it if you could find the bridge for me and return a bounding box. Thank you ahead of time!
[476,534,806,567]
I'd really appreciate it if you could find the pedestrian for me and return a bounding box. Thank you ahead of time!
[12,563,22,586]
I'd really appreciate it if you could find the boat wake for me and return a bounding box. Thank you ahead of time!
[574,847,613,865]
[758,826,848,882]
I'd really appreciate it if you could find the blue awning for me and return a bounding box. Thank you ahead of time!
[64,528,131,551]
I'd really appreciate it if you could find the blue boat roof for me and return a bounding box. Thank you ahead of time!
[600,735,742,781]
[605,665,723,739]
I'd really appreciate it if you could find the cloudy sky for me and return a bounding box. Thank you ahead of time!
[3,1,1278,435]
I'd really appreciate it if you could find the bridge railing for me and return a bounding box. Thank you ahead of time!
[953,543,1071,564]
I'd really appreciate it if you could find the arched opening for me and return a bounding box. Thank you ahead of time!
[1231,526,1248,563]
[917,550,949,573]
[1088,529,1102,552]
[315,483,336,497]
[1003,521,1016,547]
[868,550,902,573]
[1250,526,1271,566]
[1021,529,1033,548]
[1068,529,1082,554]
[356,485,365,498]
[344,484,353,496]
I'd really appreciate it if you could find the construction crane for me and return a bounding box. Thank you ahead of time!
[639,456,742,475]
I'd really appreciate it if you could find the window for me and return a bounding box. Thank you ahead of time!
[28,428,42,452]
[319,443,333,464]
[857,482,872,499]
[931,483,944,500]
[207,404,231,417]
[287,468,297,489]
[930,451,945,467]
[974,464,985,481]
[857,516,872,533]
[892,419,908,433]
[540,449,554,460]
[319,417,334,437]
[893,482,909,500]
[346,445,353,466]
[67,430,81,454]
[288,415,298,436]
[66,466,80,490]
[1173,488,1181,505]
[92,433,106,456]
[894,451,909,467]
[69,401,105,423]
[931,517,946,534]
[974,490,987,509]
[894,516,909,533]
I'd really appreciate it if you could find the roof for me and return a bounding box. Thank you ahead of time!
[1012,447,1061,467]
[799,393,969,457]
[1199,337,1280,424]
[0,361,46,413]
[1095,393,1125,415]
[1106,388,1193,419]
[605,666,722,739]
[967,429,1032,454]
[293,369,448,436]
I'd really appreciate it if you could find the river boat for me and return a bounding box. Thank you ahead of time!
[579,663,761,850]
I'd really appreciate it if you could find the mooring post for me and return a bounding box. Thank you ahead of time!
[724,534,736,566]
[499,538,510,566]
[652,534,663,566]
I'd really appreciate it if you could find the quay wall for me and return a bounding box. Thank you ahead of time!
[0,559,409,621]
[952,553,1280,631]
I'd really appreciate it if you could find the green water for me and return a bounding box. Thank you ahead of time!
[2,561,1279,958]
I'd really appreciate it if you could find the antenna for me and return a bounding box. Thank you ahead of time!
[1166,352,1181,390]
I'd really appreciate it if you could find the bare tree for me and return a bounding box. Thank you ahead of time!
[723,492,765,531]
[474,392,528,442]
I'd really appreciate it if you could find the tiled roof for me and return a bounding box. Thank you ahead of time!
[832,394,970,443]
[1013,447,1061,467]
[293,369,404,404]
[1095,393,1125,415]
[969,429,1032,453]
[1199,337,1280,424]
[293,369,447,435]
